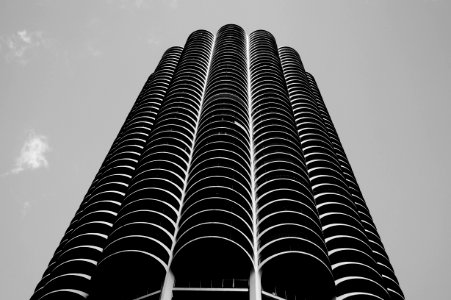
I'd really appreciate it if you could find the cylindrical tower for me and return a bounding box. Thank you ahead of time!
[170,25,254,299]
[88,30,214,300]
[250,31,335,300]
[31,46,182,300]
[279,46,392,299]
[305,72,404,300]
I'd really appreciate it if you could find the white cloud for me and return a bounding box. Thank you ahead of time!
[21,201,32,217]
[12,131,50,174]
[169,0,178,9]
[134,0,145,8]
[147,37,161,46]
[0,30,50,65]
[86,43,103,57]
[106,0,149,9]
[106,0,177,10]
[17,30,32,44]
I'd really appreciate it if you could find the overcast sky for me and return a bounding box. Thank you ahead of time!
[1,1,450,299]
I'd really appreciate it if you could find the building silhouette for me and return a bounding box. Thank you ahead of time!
[31,24,404,300]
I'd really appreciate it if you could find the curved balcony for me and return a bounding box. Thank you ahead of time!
[305,72,404,299]
[249,29,334,299]
[88,30,214,299]
[279,46,391,299]
[171,25,253,283]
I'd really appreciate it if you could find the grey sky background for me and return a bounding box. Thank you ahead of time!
[0,0,449,299]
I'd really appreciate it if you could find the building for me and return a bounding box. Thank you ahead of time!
[31,24,404,300]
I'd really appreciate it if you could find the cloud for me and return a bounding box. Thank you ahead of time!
[86,43,103,57]
[0,30,50,65]
[21,201,32,217]
[17,30,32,44]
[168,0,178,9]
[12,131,50,174]
[106,0,149,9]
[106,0,178,10]
[147,37,161,46]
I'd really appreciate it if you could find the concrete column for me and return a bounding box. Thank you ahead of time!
[249,269,262,300]
[160,270,175,300]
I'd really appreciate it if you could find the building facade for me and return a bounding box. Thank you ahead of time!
[31,24,404,300]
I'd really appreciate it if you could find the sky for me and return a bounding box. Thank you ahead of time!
[0,0,450,299]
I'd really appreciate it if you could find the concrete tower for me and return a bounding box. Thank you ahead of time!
[31,24,404,300]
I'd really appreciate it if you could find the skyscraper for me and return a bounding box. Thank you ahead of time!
[31,24,404,300]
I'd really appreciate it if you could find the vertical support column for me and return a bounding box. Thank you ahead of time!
[246,31,262,300]
[249,270,262,300]
[160,271,175,300]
